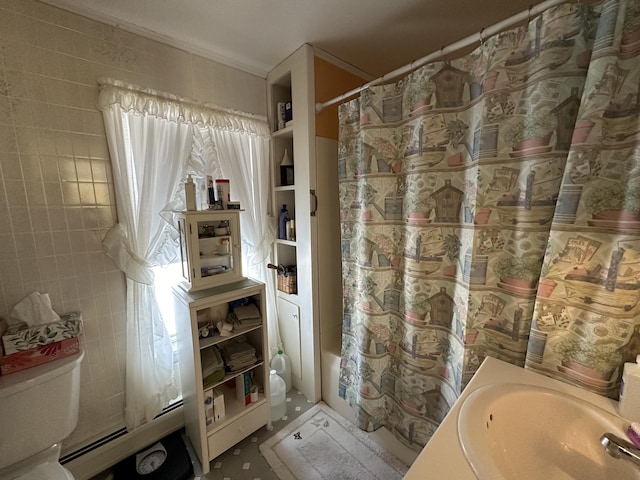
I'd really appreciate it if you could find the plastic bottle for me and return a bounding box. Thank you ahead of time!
[216,179,230,209]
[185,175,197,211]
[207,175,216,208]
[620,355,640,422]
[269,369,287,421]
[278,205,289,240]
[270,349,292,392]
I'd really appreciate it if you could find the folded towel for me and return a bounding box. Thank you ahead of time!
[220,340,255,360]
[226,354,258,372]
[203,368,226,388]
[233,304,261,321]
[228,313,261,330]
[236,317,262,327]
[201,347,224,379]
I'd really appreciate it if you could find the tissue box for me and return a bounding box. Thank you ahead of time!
[0,336,81,375]
[213,387,225,422]
[2,312,83,355]
[204,388,215,430]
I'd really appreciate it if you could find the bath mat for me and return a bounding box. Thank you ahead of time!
[260,402,408,480]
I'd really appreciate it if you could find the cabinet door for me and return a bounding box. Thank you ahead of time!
[180,211,243,290]
[277,297,302,382]
[193,217,236,281]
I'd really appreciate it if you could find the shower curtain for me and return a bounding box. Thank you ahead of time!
[338,0,640,450]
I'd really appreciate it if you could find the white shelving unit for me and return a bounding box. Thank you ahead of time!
[267,45,366,403]
[173,278,270,475]
[267,45,320,403]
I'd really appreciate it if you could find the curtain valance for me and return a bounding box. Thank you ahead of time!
[97,78,270,138]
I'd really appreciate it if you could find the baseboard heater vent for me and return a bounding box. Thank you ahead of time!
[60,427,128,464]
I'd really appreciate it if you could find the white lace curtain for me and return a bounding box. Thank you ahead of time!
[98,78,278,430]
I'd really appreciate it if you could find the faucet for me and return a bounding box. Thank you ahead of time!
[601,433,640,467]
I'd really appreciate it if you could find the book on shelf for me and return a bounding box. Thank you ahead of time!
[213,387,225,422]
[284,101,292,123]
[204,388,214,430]
[277,102,286,130]
[235,372,251,406]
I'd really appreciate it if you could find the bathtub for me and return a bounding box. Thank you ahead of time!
[320,347,419,467]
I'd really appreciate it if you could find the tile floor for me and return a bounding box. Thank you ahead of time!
[92,389,314,480]
[201,390,313,480]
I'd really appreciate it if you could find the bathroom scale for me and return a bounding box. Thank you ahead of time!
[112,430,193,480]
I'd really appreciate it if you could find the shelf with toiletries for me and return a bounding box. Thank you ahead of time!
[273,201,297,297]
[267,46,317,401]
[267,45,368,404]
[173,278,269,474]
[176,210,243,291]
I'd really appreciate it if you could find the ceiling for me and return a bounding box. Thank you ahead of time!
[42,0,543,78]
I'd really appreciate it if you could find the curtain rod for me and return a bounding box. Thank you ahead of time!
[98,77,268,124]
[315,0,568,113]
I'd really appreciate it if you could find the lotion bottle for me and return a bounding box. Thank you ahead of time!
[185,175,197,211]
[278,205,289,240]
[620,355,640,422]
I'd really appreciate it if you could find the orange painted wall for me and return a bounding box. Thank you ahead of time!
[314,57,366,140]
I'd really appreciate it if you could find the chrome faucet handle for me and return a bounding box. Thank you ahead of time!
[601,433,640,467]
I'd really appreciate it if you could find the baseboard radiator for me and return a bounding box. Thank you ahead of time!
[61,402,184,479]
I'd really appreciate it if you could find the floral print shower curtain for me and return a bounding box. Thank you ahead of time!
[338,0,640,451]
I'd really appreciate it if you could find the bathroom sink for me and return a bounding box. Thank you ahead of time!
[457,383,640,480]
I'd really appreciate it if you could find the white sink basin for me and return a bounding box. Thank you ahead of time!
[458,383,640,480]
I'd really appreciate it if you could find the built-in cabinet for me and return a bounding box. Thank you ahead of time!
[173,278,269,475]
[267,45,367,403]
[268,45,319,402]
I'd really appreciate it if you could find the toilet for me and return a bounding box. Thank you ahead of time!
[0,350,84,480]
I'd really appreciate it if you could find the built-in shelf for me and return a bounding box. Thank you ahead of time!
[277,290,297,301]
[274,185,295,192]
[275,239,296,247]
[272,125,294,137]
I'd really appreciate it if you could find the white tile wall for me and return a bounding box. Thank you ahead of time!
[0,0,266,454]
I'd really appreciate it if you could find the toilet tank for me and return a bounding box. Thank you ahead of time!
[0,351,84,469]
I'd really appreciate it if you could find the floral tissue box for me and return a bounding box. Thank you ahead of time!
[1,311,83,356]
[0,336,81,375]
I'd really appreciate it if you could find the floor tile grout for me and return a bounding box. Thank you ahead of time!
[201,390,313,480]
[90,390,313,480]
